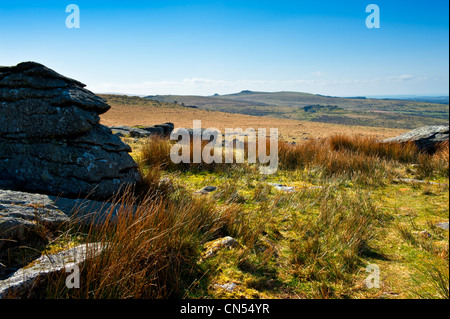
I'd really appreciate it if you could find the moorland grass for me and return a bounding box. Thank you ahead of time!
[38,135,448,299]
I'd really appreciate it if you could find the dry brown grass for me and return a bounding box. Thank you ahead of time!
[290,189,381,291]
[37,132,447,299]
[138,136,230,173]
[417,141,449,178]
[43,185,241,299]
[278,138,390,182]
[328,134,421,163]
[137,133,448,183]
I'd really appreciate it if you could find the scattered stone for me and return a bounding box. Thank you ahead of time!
[109,125,151,138]
[0,243,104,299]
[109,125,146,137]
[153,122,174,136]
[214,282,237,292]
[268,183,323,192]
[268,183,295,192]
[0,62,140,199]
[172,128,219,142]
[194,186,217,195]
[139,126,165,136]
[307,186,324,190]
[110,123,174,138]
[393,178,448,187]
[435,222,449,231]
[203,236,240,259]
[382,125,449,153]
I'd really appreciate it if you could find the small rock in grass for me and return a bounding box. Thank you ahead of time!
[435,222,449,230]
[268,183,295,192]
[203,236,240,259]
[215,282,237,292]
[194,186,217,195]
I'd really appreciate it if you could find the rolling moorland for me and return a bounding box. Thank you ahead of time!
[57,94,445,299]
[99,94,408,143]
[145,91,449,129]
[1,91,448,300]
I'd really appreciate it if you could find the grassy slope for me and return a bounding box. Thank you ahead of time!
[37,135,448,299]
[145,91,449,129]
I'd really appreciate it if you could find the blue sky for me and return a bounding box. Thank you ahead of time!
[0,0,448,96]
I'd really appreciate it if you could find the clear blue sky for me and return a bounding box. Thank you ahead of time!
[0,0,448,96]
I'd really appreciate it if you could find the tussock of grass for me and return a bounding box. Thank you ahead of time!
[290,189,381,284]
[417,141,449,179]
[139,136,232,173]
[329,134,420,162]
[43,185,237,298]
[412,262,449,299]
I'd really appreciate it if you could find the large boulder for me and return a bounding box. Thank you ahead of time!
[382,125,449,152]
[0,62,141,199]
[153,122,174,136]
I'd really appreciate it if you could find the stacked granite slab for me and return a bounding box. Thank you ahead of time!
[382,125,449,153]
[0,62,140,199]
[110,123,175,138]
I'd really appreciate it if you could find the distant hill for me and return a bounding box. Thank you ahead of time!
[145,91,449,129]
[369,95,449,104]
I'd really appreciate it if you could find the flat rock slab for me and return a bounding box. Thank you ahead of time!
[268,183,295,192]
[0,203,70,248]
[194,186,218,195]
[382,125,449,152]
[110,123,174,138]
[435,222,449,230]
[268,183,324,192]
[0,243,103,299]
[0,189,128,249]
[214,282,237,292]
[393,178,449,187]
[110,125,152,138]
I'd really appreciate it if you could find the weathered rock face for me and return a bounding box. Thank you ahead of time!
[0,189,134,280]
[382,125,449,152]
[0,62,140,199]
[0,188,125,250]
[0,243,104,299]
